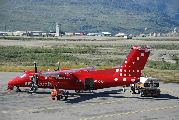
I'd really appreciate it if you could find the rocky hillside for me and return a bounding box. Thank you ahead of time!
[0,0,179,34]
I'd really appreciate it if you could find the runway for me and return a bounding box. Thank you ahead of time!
[1,38,179,46]
[0,72,179,120]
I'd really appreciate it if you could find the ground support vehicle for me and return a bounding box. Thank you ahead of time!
[51,90,69,100]
[131,77,160,97]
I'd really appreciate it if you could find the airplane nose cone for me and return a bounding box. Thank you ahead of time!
[8,80,13,85]
[8,78,16,85]
[8,80,14,90]
[8,78,18,90]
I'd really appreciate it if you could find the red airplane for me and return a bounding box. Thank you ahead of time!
[8,46,152,100]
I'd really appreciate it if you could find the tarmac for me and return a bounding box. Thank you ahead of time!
[0,72,179,120]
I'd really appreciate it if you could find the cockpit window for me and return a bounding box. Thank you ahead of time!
[19,74,26,77]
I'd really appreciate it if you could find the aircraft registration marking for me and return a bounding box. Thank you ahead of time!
[94,80,104,83]
[25,82,52,86]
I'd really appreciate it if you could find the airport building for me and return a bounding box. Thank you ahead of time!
[56,22,61,37]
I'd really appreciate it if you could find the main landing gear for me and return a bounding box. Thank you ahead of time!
[123,85,126,92]
[75,90,81,93]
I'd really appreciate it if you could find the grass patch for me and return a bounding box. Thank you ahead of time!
[1,43,179,83]
[168,78,179,82]
[142,67,179,83]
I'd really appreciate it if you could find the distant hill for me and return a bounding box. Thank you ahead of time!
[0,0,179,35]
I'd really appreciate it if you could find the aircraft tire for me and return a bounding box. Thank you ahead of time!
[60,96,63,99]
[57,96,60,100]
[75,90,80,93]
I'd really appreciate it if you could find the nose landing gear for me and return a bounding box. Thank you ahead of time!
[16,87,21,92]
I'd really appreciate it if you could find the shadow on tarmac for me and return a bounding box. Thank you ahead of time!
[9,90,51,95]
[62,89,127,103]
[7,89,126,103]
[131,93,179,100]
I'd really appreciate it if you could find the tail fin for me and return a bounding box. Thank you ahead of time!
[114,46,152,78]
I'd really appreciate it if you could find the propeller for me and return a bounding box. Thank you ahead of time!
[29,62,38,92]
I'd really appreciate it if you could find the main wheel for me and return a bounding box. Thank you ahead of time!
[75,90,81,93]
[65,96,68,100]
[60,96,63,99]
[57,96,60,100]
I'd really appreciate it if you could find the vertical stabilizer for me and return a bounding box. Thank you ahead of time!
[114,46,152,78]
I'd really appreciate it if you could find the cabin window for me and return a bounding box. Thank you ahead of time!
[19,74,26,77]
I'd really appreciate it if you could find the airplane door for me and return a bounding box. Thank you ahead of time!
[84,78,93,90]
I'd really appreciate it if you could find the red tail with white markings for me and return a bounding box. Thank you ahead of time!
[114,46,152,78]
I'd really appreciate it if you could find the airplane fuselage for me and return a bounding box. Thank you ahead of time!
[8,70,139,90]
[8,46,152,95]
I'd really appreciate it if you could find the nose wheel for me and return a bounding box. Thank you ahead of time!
[16,87,21,92]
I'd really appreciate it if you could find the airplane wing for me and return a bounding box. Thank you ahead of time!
[61,66,98,73]
[37,66,98,77]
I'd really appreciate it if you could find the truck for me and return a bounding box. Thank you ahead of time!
[131,77,160,97]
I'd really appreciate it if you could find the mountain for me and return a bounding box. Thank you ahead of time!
[0,0,179,35]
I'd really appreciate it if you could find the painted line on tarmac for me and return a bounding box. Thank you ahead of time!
[79,106,179,120]
[1,111,8,113]
[1,90,132,114]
